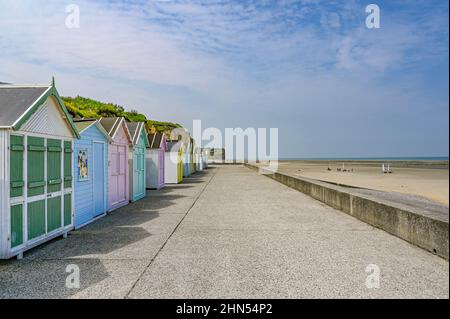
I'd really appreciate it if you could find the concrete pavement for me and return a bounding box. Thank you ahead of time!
[0,165,448,298]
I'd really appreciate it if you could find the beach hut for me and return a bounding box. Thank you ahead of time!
[146,132,168,189]
[126,122,149,202]
[182,137,192,177]
[202,148,209,169]
[99,117,132,212]
[0,80,79,259]
[190,137,196,174]
[169,128,192,177]
[72,119,111,228]
[194,147,203,171]
[165,141,183,184]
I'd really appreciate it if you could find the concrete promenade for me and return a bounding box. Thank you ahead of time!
[0,165,448,298]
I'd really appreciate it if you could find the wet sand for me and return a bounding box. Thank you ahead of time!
[270,160,449,205]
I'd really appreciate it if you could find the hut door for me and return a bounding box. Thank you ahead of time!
[159,150,164,186]
[117,145,127,203]
[108,144,127,209]
[27,136,46,240]
[109,145,119,205]
[46,138,62,233]
[63,141,72,227]
[10,135,24,248]
[134,146,145,198]
[93,142,105,217]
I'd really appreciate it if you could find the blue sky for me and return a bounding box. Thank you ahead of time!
[0,0,448,159]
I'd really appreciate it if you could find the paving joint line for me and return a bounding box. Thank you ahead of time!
[123,168,219,299]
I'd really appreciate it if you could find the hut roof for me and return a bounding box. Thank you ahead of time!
[0,83,79,137]
[126,121,149,146]
[73,118,112,141]
[0,86,49,127]
[148,132,165,149]
[73,119,97,133]
[99,117,133,143]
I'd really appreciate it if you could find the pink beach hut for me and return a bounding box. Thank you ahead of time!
[99,117,132,212]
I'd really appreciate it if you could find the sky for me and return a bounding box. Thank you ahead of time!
[0,0,448,159]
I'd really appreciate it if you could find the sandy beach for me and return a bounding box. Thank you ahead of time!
[268,160,449,206]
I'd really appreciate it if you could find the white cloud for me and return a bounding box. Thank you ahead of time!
[0,0,448,157]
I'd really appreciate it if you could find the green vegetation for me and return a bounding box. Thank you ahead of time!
[147,119,182,133]
[62,95,181,133]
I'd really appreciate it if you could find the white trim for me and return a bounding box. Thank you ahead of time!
[131,123,139,145]
[44,138,48,234]
[111,118,133,144]
[60,138,64,232]
[10,196,25,205]
[109,117,119,136]
[149,133,156,148]
[23,135,28,247]
[11,86,51,128]
[0,130,10,257]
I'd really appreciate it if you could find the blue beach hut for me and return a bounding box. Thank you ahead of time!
[73,119,111,228]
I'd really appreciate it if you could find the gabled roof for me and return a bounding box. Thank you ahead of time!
[98,117,132,143]
[126,121,149,146]
[99,117,120,136]
[148,132,167,150]
[73,118,113,142]
[0,81,79,137]
[73,118,97,133]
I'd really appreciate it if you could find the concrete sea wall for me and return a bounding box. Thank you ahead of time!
[244,163,449,260]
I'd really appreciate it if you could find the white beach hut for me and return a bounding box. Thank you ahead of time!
[146,132,168,189]
[165,141,183,184]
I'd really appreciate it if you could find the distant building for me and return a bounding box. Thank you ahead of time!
[205,148,225,163]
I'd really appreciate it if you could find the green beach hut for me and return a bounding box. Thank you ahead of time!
[126,121,150,202]
[0,80,79,259]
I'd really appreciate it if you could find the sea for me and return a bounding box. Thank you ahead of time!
[279,157,449,161]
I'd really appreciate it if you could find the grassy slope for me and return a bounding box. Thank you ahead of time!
[62,96,181,133]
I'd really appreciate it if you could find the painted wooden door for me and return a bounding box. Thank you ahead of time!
[47,139,62,193]
[10,135,24,248]
[133,146,145,199]
[8,134,72,251]
[109,144,127,208]
[109,145,119,206]
[27,136,45,197]
[118,145,127,202]
[46,139,62,233]
[10,135,24,198]
[63,141,72,227]
[27,136,46,240]
[93,142,105,217]
[159,150,164,187]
